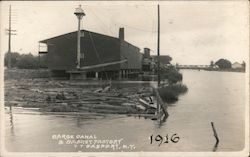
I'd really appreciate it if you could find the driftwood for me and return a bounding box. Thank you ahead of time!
[5,78,156,116]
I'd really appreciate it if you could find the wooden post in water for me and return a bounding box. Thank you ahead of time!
[8,5,12,68]
[157,4,160,87]
[211,122,219,151]
[156,4,161,114]
[153,87,169,122]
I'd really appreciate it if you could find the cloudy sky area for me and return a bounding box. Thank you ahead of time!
[0,1,248,65]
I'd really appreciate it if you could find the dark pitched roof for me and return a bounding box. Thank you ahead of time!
[39,29,119,43]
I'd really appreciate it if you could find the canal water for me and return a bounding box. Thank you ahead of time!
[4,70,246,152]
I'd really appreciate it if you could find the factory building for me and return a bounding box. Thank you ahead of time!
[39,28,142,80]
[142,47,172,72]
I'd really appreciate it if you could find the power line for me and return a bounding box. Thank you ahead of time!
[88,31,128,80]
[86,6,158,58]
[88,31,109,80]
[88,8,116,35]
[87,7,157,35]
[114,21,157,33]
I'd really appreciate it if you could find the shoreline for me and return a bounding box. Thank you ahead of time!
[180,68,245,73]
[4,106,156,120]
[204,68,245,73]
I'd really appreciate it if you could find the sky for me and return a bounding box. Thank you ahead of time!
[0,1,249,65]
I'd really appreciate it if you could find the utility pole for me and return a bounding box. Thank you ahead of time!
[74,5,85,69]
[7,5,17,69]
[157,4,160,87]
[7,5,12,69]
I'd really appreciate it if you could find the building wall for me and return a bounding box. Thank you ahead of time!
[232,63,242,69]
[81,31,121,71]
[46,32,77,71]
[151,55,172,65]
[42,30,142,77]
[44,31,121,72]
[120,40,142,70]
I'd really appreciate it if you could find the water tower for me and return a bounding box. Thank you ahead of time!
[74,5,85,69]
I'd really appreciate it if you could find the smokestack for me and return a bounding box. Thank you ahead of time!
[119,27,124,40]
[144,48,150,58]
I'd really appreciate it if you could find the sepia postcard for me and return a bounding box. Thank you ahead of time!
[0,1,249,157]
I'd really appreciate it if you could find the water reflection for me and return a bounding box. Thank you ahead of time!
[76,115,81,127]
[74,113,116,128]
[213,142,219,152]
[9,106,15,136]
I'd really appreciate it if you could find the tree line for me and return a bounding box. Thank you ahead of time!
[4,52,47,69]
[210,58,245,69]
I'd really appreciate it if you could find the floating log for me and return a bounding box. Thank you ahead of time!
[139,98,157,109]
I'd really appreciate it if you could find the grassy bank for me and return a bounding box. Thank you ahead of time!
[4,69,51,80]
[158,84,188,104]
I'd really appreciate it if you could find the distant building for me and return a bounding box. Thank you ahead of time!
[142,48,171,72]
[232,62,243,69]
[39,28,142,79]
[142,48,152,71]
[151,55,172,65]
